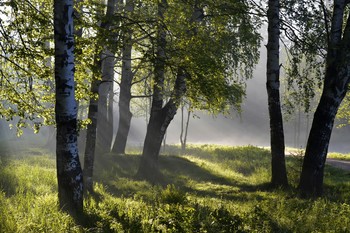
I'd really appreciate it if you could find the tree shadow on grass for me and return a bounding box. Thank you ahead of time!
[0,167,18,197]
[94,153,276,203]
[321,165,350,201]
[159,155,235,185]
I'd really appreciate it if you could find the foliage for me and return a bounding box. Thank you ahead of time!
[160,184,187,205]
[165,0,261,113]
[124,0,261,118]
[0,0,55,134]
[0,0,112,134]
[328,152,350,161]
[336,94,350,127]
[0,0,260,136]
[279,0,327,115]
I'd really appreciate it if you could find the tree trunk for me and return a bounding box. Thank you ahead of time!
[180,104,191,154]
[97,50,115,152]
[266,0,288,187]
[299,0,350,196]
[83,77,99,193]
[83,0,118,192]
[183,106,191,153]
[136,0,167,180]
[138,108,167,179]
[97,0,118,152]
[112,0,134,154]
[137,71,186,180]
[54,0,83,217]
[180,105,185,151]
[137,1,201,179]
[299,92,343,196]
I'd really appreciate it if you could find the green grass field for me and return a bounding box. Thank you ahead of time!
[1,143,350,232]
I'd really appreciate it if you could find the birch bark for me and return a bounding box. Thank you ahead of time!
[299,0,350,196]
[54,0,83,216]
[266,0,288,187]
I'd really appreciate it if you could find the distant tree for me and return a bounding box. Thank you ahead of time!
[266,0,288,187]
[83,0,119,193]
[97,0,122,152]
[54,0,83,216]
[180,102,191,154]
[112,0,135,154]
[137,0,169,179]
[137,0,260,180]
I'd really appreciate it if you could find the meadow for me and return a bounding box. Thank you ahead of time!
[1,141,350,232]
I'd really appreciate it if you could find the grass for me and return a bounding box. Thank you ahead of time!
[328,152,350,160]
[1,143,350,232]
[285,146,350,161]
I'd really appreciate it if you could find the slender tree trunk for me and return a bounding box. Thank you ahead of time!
[108,82,114,138]
[183,106,191,152]
[266,0,288,187]
[97,0,122,153]
[97,0,120,151]
[180,105,184,150]
[299,0,350,196]
[84,0,118,192]
[83,75,99,193]
[112,0,134,154]
[180,104,191,153]
[97,49,115,152]
[54,0,83,217]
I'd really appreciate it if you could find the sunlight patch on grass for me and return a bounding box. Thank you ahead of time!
[328,152,350,160]
[189,181,240,195]
[182,155,252,185]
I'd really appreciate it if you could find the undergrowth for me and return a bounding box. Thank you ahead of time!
[1,144,350,232]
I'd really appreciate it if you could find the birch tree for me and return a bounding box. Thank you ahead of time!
[137,0,169,179]
[137,0,260,180]
[112,0,135,154]
[84,0,119,193]
[54,0,83,216]
[97,0,121,152]
[266,0,288,187]
[299,0,350,196]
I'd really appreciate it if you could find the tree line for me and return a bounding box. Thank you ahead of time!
[1,0,350,218]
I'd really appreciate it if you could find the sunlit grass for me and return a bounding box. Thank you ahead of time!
[328,152,350,160]
[285,146,350,161]
[0,154,80,233]
[1,143,350,232]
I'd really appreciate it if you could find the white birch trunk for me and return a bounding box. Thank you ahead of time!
[54,0,83,216]
[266,0,288,187]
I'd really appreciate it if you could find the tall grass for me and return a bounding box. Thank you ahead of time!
[1,144,350,232]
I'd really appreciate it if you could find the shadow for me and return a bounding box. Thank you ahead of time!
[0,167,19,197]
[159,155,236,185]
[93,153,278,203]
[321,164,350,201]
[94,153,140,179]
